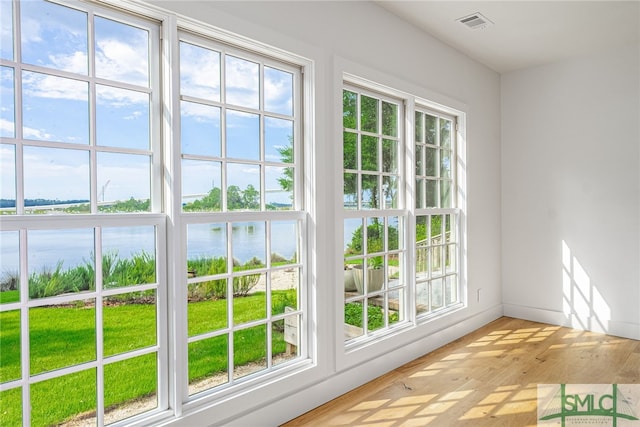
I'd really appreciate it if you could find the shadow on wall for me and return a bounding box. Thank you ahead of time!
[561,240,611,334]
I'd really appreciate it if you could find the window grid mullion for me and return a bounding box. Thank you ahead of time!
[94,226,105,427]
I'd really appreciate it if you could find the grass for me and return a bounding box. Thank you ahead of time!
[0,290,295,426]
[344,302,399,331]
[0,290,19,304]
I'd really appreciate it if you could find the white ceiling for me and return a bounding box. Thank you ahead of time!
[375,1,640,73]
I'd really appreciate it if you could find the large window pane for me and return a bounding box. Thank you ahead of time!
[234,326,266,379]
[271,221,298,265]
[343,90,357,129]
[95,16,149,86]
[360,95,378,133]
[425,179,438,208]
[0,387,21,426]
[414,111,423,143]
[440,118,452,148]
[102,226,156,288]
[227,163,260,211]
[189,335,229,395]
[361,174,379,209]
[264,66,293,116]
[104,291,156,356]
[21,0,88,74]
[0,1,12,61]
[187,223,228,331]
[425,114,437,145]
[188,279,228,335]
[225,55,259,109]
[187,222,228,276]
[266,165,293,209]
[271,270,299,314]
[28,229,94,299]
[0,144,15,214]
[343,132,357,170]
[382,139,397,174]
[344,218,363,257]
[31,369,96,427]
[415,145,424,176]
[181,101,221,157]
[226,110,260,160]
[425,147,437,177]
[0,231,19,304]
[343,173,357,209]
[382,175,398,209]
[104,354,158,423]
[344,300,364,339]
[30,300,96,373]
[273,315,299,366]
[24,146,89,214]
[22,72,89,144]
[232,222,266,269]
[361,135,378,172]
[96,85,150,150]
[233,277,265,325]
[182,159,221,211]
[180,42,220,101]
[0,67,14,138]
[0,310,20,382]
[381,101,398,137]
[441,180,452,208]
[98,152,150,211]
[265,117,293,163]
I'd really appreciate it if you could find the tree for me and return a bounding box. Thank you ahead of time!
[276,143,294,193]
[227,185,243,210]
[242,184,259,210]
[342,89,399,209]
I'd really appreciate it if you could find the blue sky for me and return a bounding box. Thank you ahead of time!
[0,0,295,205]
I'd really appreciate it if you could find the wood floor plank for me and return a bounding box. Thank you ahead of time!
[282,317,640,426]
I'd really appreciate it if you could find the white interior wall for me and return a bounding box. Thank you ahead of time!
[149,1,503,425]
[501,43,640,340]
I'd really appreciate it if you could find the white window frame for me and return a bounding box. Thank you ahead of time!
[341,81,410,348]
[414,105,464,319]
[167,10,317,420]
[0,1,317,426]
[338,71,467,363]
[0,1,168,425]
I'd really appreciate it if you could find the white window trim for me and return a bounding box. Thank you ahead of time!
[1,1,319,426]
[335,58,468,372]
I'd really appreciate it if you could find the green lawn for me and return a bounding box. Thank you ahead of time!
[0,290,19,304]
[0,290,295,426]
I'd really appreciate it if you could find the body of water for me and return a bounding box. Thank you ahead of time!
[0,221,299,275]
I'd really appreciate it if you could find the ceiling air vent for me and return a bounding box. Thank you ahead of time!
[456,12,493,30]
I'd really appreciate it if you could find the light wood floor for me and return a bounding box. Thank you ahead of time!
[282,316,640,426]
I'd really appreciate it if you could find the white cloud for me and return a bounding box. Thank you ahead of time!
[0,118,14,136]
[23,149,89,199]
[124,111,143,120]
[180,44,220,100]
[181,101,220,123]
[22,71,87,102]
[48,51,88,74]
[98,163,149,200]
[96,38,148,87]
[225,56,259,108]
[22,124,53,141]
[96,84,148,108]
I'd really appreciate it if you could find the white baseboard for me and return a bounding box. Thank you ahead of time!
[503,303,640,340]
[227,304,503,427]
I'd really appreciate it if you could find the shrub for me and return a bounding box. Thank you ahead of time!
[0,270,19,291]
[28,262,92,299]
[344,302,399,330]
